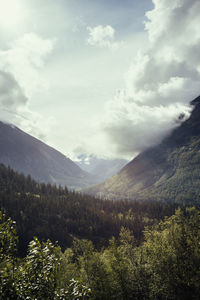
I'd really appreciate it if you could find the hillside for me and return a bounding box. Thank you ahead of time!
[0,122,96,189]
[87,96,200,203]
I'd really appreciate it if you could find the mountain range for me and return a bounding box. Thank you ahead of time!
[87,96,200,204]
[0,121,96,189]
[0,122,127,189]
[1,95,200,202]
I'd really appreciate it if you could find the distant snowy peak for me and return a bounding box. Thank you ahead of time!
[75,154,128,181]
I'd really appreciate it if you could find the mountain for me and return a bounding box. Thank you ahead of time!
[0,122,96,189]
[75,154,128,182]
[87,96,200,204]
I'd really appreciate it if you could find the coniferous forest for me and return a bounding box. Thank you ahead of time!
[0,163,200,299]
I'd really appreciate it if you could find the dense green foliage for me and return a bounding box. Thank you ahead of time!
[1,207,200,299]
[59,207,200,299]
[0,163,178,256]
[0,212,91,299]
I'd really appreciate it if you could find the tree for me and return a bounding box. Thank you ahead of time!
[142,207,200,300]
[0,211,18,299]
[15,237,61,300]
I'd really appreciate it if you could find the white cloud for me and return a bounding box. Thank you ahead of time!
[87,25,122,50]
[0,33,55,139]
[103,0,200,157]
[0,33,55,98]
[0,70,27,123]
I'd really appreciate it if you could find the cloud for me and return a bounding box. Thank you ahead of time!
[87,25,122,50]
[0,69,50,140]
[0,70,27,123]
[0,33,55,139]
[103,0,200,157]
[0,33,55,97]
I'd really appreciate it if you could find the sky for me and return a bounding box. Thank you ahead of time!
[0,0,200,160]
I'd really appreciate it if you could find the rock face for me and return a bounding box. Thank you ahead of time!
[87,96,200,204]
[0,122,95,189]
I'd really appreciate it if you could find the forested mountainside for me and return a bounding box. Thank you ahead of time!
[87,96,200,203]
[0,163,178,256]
[1,176,200,299]
[0,121,96,189]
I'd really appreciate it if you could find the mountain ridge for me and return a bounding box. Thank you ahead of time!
[0,121,96,189]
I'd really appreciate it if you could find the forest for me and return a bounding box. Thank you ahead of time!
[0,163,200,299]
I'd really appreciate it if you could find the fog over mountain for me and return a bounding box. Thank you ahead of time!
[103,0,200,157]
[87,96,200,203]
[1,0,199,160]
